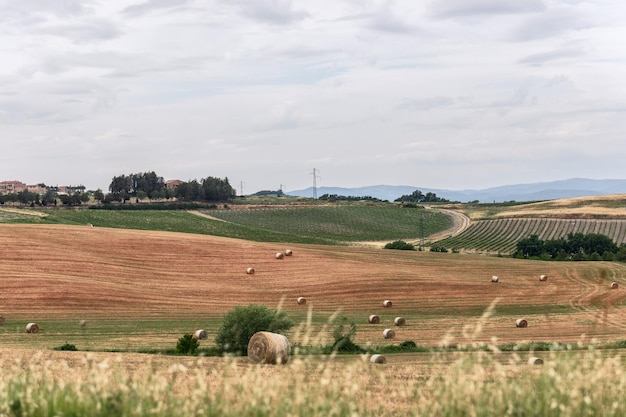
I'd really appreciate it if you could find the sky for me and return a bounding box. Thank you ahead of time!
[1,0,625,194]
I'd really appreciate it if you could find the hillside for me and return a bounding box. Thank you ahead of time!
[287,178,626,203]
[1,224,626,352]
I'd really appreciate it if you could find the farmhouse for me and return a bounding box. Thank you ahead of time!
[0,180,27,194]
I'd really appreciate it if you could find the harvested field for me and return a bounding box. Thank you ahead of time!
[1,224,626,351]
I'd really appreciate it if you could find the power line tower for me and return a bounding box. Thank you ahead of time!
[239,181,245,197]
[310,168,321,199]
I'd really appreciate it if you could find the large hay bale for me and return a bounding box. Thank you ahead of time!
[515,319,528,328]
[611,282,619,289]
[383,328,396,339]
[394,317,406,326]
[275,252,284,260]
[491,275,499,283]
[528,357,544,365]
[247,331,290,364]
[194,329,208,340]
[297,296,306,305]
[368,314,380,324]
[539,274,548,282]
[79,320,87,328]
[246,267,255,275]
[383,300,392,307]
[370,354,386,364]
[26,323,39,334]
[285,249,293,256]
[0,316,4,325]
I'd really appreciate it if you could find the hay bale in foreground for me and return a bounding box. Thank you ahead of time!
[383,328,396,339]
[246,267,255,275]
[26,323,39,334]
[539,274,548,282]
[383,300,392,307]
[194,329,208,340]
[247,331,290,364]
[285,249,293,256]
[611,282,619,289]
[394,317,406,326]
[370,354,386,364]
[297,296,306,305]
[491,275,499,283]
[528,357,544,365]
[368,314,380,324]
[275,252,284,260]
[516,319,528,328]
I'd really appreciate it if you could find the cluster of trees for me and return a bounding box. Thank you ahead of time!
[515,232,626,261]
[395,190,449,203]
[174,177,236,202]
[107,171,235,203]
[0,188,90,207]
[108,171,169,202]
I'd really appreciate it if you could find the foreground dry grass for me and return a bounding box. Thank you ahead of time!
[2,224,626,351]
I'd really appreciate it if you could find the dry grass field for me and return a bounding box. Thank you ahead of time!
[2,224,626,353]
[452,194,626,220]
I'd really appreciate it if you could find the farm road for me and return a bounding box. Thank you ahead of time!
[422,207,471,242]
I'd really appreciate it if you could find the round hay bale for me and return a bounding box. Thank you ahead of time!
[611,282,619,289]
[26,323,39,334]
[246,267,255,275]
[79,320,87,328]
[297,296,306,305]
[275,252,284,260]
[194,329,208,340]
[491,275,499,283]
[285,249,293,256]
[370,354,386,364]
[247,331,290,364]
[528,357,544,365]
[394,317,406,326]
[539,274,548,282]
[383,300,392,308]
[515,319,528,328]
[368,314,380,324]
[0,316,4,325]
[383,328,396,339]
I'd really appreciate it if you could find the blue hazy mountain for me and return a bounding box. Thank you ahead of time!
[285,178,626,203]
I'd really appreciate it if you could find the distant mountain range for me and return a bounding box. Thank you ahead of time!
[286,178,626,203]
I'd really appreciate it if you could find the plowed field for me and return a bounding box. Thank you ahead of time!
[2,224,626,351]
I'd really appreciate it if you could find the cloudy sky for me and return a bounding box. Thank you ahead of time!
[1,0,625,193]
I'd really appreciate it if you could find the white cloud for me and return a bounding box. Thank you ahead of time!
[0,0,625,192]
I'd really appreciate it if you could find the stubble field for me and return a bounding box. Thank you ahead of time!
[3,223,626,416]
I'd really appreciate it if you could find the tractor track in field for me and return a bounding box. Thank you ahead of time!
[563,264,626,331]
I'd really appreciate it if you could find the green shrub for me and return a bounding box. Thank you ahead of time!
[215,304,293,355]
[176,334,199,355]
[53,342,78,351]
[323,317,365,354]
[384,240,415,250]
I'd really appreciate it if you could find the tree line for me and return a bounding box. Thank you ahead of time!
[515,232,626,261]
[0,171,236,207]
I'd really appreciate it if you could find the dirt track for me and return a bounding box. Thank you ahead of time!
[1,224,626,347]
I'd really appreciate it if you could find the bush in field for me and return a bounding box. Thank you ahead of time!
[176,334,199,355]
[323,317,365,354]
[216,304,293,355]
[384,240,415,250]
[53,342,78,351]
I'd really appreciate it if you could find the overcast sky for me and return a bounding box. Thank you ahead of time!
[1,0,625,193]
